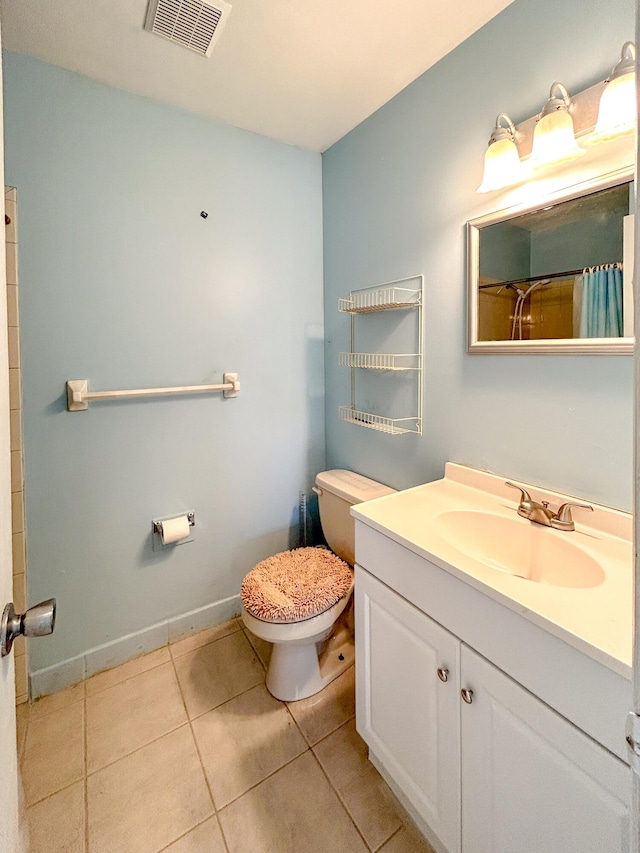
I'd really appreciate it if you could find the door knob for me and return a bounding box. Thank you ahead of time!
[1,599,56,657]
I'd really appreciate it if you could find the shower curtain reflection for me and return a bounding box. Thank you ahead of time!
[478,276,575,341]
[510,279,551,340]
[578,264,624,338]
[477,263,624,342]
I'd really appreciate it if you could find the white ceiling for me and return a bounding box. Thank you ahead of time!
[0,0,515,152]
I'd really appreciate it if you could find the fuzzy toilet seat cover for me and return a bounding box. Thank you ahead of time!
[241,547,352,623]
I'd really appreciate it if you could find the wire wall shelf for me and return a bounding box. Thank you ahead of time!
[338,352,421,371]
[338,274,424,436]
[338,284,422,314]
[338,407,421,435]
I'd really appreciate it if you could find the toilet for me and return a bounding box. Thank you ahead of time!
[241,469,395,701]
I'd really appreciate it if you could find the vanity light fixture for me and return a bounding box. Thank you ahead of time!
[476,40,635,194]
[477,113,529,193]
[589,41,637,144]
[529,82,585,168]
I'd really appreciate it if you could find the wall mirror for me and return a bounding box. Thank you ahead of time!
[467,170,635,354]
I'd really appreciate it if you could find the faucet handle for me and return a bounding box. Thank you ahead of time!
[505,482,543,521]
[505,481,533,504]
[552,502,594,531]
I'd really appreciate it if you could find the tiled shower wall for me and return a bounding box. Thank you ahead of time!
[5,186,27,704]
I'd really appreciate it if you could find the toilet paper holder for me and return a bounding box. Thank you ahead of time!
[153,512,195,538]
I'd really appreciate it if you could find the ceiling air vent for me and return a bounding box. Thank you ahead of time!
[145,0,232,57]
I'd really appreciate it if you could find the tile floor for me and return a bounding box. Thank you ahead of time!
[17,617,434,853]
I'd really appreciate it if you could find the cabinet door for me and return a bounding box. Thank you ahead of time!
[460,645,629,853]
[355,566,461,853]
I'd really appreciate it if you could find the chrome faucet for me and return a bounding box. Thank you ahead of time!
[505,482,593,531]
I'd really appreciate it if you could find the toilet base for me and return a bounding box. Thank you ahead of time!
[266,621,354,702]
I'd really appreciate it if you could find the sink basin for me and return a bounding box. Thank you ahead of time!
[436,510,605,588]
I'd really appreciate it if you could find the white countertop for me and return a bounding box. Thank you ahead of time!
[351,463,633,678]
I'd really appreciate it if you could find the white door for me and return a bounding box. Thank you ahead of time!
[629,2,640,853]
[461,645,630,853]
[355,566,461,853]
[633,5,640,852]
[0,12,20,848]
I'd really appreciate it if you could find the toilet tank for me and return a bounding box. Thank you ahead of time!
[314,469,396,565]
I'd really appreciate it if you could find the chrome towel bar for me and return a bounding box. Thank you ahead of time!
[66,373,240,411]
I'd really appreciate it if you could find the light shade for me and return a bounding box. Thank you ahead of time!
[589,42,636,144]
[530,83,585,168]
[477,113,528,193]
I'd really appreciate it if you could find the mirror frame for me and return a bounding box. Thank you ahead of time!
[467,166,635,355]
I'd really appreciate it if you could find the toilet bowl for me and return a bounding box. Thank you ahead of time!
[240,469,395,701]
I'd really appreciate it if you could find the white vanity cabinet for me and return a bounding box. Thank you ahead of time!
[355,565,630,853]
[356,567,461,853]
[460,645,629,853]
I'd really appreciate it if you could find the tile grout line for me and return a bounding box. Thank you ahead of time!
[377,826,404,852]
[215,746,313,812]
[240,626,270,670]
[170,643,314,814]
[283,699,312,747]
[294,710,357,750]
[22,777,83,811]
[24,665,415,852]
[154,815,223,853]
[308,747,373,851]
[168,648,231,853]
[170,626,283,851]
[29,618,242,710]
[149,736,417,853]
[168,627,266,725]
[25,621,391,852]
[19,704,29,766]
[20,685,87,814]
[85,653,192,778]
[169,623,242,662]
[238,627,355,755]
[85,676,269,781]
[85,650,172,697]
[26,692,85,722]
[27,619,241,708]
[181,675,268,725]
[192,669,360,814]
[85,719,191,779]
[309,715,416,852]
[311,714,404,853]
[308,717,397,851]
[193,631,312,809]
[231,645,357,763]
[310,714,353,749]
[281,664,356,749]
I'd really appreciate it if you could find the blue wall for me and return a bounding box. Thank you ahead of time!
[3,0,636,677]
[3,52,325,672]
[322,0,635,509]
[480,222,531,281]
[529,209,626,275]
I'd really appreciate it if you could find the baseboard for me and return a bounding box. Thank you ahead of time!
[29,594,242,700]
[29,654,85,700]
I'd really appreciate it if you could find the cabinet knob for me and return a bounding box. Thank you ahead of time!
[460,688,474,704]
[437,667,449,683]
